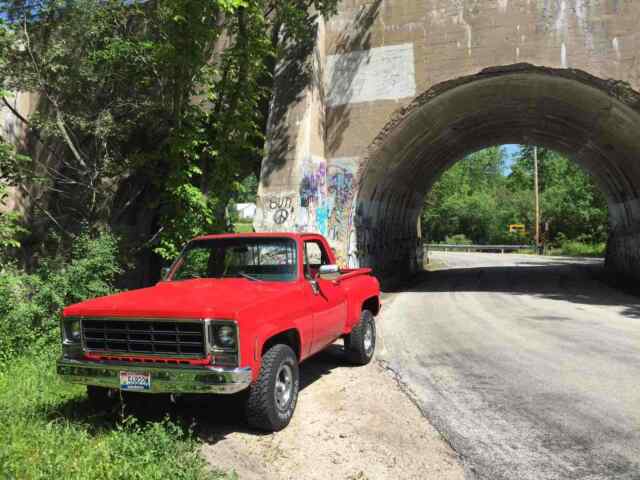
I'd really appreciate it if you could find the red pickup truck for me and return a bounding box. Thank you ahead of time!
[57,233,380,431]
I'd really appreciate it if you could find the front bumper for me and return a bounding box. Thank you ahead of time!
[57,357,252,394]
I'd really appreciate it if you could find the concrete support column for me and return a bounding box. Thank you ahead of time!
[254,17,328,235]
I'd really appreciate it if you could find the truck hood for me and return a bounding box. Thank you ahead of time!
[63,278,302,319]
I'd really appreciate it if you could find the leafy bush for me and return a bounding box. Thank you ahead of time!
[0,232,121,362]
[554,240,606,258]
[0,181,28,255]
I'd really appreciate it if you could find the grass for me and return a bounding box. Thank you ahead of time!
[550,241,606,258]
[233,222,254,233]
[0,349,229,480]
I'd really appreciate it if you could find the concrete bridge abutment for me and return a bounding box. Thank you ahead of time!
[256,0,640,283]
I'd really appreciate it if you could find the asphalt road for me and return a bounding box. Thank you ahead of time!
[379,252,640,480]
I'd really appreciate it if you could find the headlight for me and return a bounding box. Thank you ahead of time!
[63,318,81,344]
[217,325,236,348]
[209,322,237,351]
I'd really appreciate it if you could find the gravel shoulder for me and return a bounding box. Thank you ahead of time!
[197,318,464,480]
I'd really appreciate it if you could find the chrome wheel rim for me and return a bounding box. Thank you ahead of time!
[363,321,374,356]
[274,363,293,411]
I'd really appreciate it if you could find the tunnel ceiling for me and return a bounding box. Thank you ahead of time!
[358,65,640,229]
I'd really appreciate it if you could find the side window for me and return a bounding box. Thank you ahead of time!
[304,240,330,278]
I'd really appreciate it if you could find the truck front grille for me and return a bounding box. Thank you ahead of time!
[81,319,206,357]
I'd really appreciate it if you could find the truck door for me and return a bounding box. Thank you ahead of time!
[303,239,348,355]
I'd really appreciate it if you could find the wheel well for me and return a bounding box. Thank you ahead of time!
[262,329,301,359]
[362,296,380,316]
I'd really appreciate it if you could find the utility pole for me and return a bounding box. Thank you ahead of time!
[534,146,541,253]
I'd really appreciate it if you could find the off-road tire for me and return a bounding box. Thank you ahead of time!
[86,385,116,410]
[344,310,376,365]
[245,344,299,431]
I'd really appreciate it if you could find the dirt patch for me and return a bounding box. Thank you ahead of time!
[196,338,463,480]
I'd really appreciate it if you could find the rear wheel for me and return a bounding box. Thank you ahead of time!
[344,310,376,365]
[245,344,299,431]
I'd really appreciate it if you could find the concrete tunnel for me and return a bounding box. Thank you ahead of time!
[255,0,640,284]
[353,66,640,281]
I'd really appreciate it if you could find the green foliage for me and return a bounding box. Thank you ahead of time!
[422,146,608,247]
[1,0,235,231]
[423,147,512,244]
[0,0,339,269]
[444,234,472,245]
[549,233,606,257]
[237,174,259,203]
[0,232,121,362]
[155,0,337,259]
[234,222,254,233]
[0,351,226,480]
[0,140,30,254]
[0,183,27,252]
[507,146,608,243]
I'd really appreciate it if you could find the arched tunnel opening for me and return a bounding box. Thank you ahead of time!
[418,144,608,252]
[352,65,640,283]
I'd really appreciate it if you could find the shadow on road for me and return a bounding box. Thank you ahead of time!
[392,262,640,320]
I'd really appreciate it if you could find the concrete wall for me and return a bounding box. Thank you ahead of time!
[0,92,39,213]
[257,0,640,281]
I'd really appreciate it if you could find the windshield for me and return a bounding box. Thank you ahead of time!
[170,237,298,282]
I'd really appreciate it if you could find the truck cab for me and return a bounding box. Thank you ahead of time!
[57,233,380,431]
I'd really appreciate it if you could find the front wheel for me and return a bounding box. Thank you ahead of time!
[344,310,376,365]
[245,344,299,431]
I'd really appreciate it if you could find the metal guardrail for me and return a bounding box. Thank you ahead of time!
[425,244,535,254]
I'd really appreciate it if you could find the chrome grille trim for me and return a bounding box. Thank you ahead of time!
[80,318,206,358]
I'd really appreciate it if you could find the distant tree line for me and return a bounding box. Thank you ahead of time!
[421,146,608,247]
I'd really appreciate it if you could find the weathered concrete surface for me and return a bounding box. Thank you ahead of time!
[257,0,640,281]
[379,252,640,479]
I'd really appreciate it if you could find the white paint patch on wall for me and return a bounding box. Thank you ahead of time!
[561,42,567,67]
[612,37,621,60]
[555,0,568,34]
[325,43,416,107]
[498,0,509,13]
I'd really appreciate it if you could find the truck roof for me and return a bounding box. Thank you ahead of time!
[192,232,325,242]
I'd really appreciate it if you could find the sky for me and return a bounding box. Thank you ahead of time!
[502,144,521,174]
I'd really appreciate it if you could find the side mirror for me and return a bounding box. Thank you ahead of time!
[161,267,171,281]
[318,264,340,281]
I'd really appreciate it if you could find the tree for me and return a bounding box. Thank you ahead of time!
[422,147,508,243]
[507,147,608,243]
[421,145,608,246]
[0,140,29,255]
[0,0,338,279]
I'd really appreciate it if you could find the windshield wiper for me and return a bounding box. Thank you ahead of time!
[238,272,261,282]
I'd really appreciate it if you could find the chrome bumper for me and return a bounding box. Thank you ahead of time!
[57,357,252,394]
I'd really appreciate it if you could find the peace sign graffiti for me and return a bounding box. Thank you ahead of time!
[273,208,289,224]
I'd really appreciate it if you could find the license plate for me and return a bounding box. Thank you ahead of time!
[119,371,151,391]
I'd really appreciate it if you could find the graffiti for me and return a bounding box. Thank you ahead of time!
[258,192,296,229]
[268,196,293,211]
[298,156,328,234]
[327,157,358,245]
[273,208,289,224]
